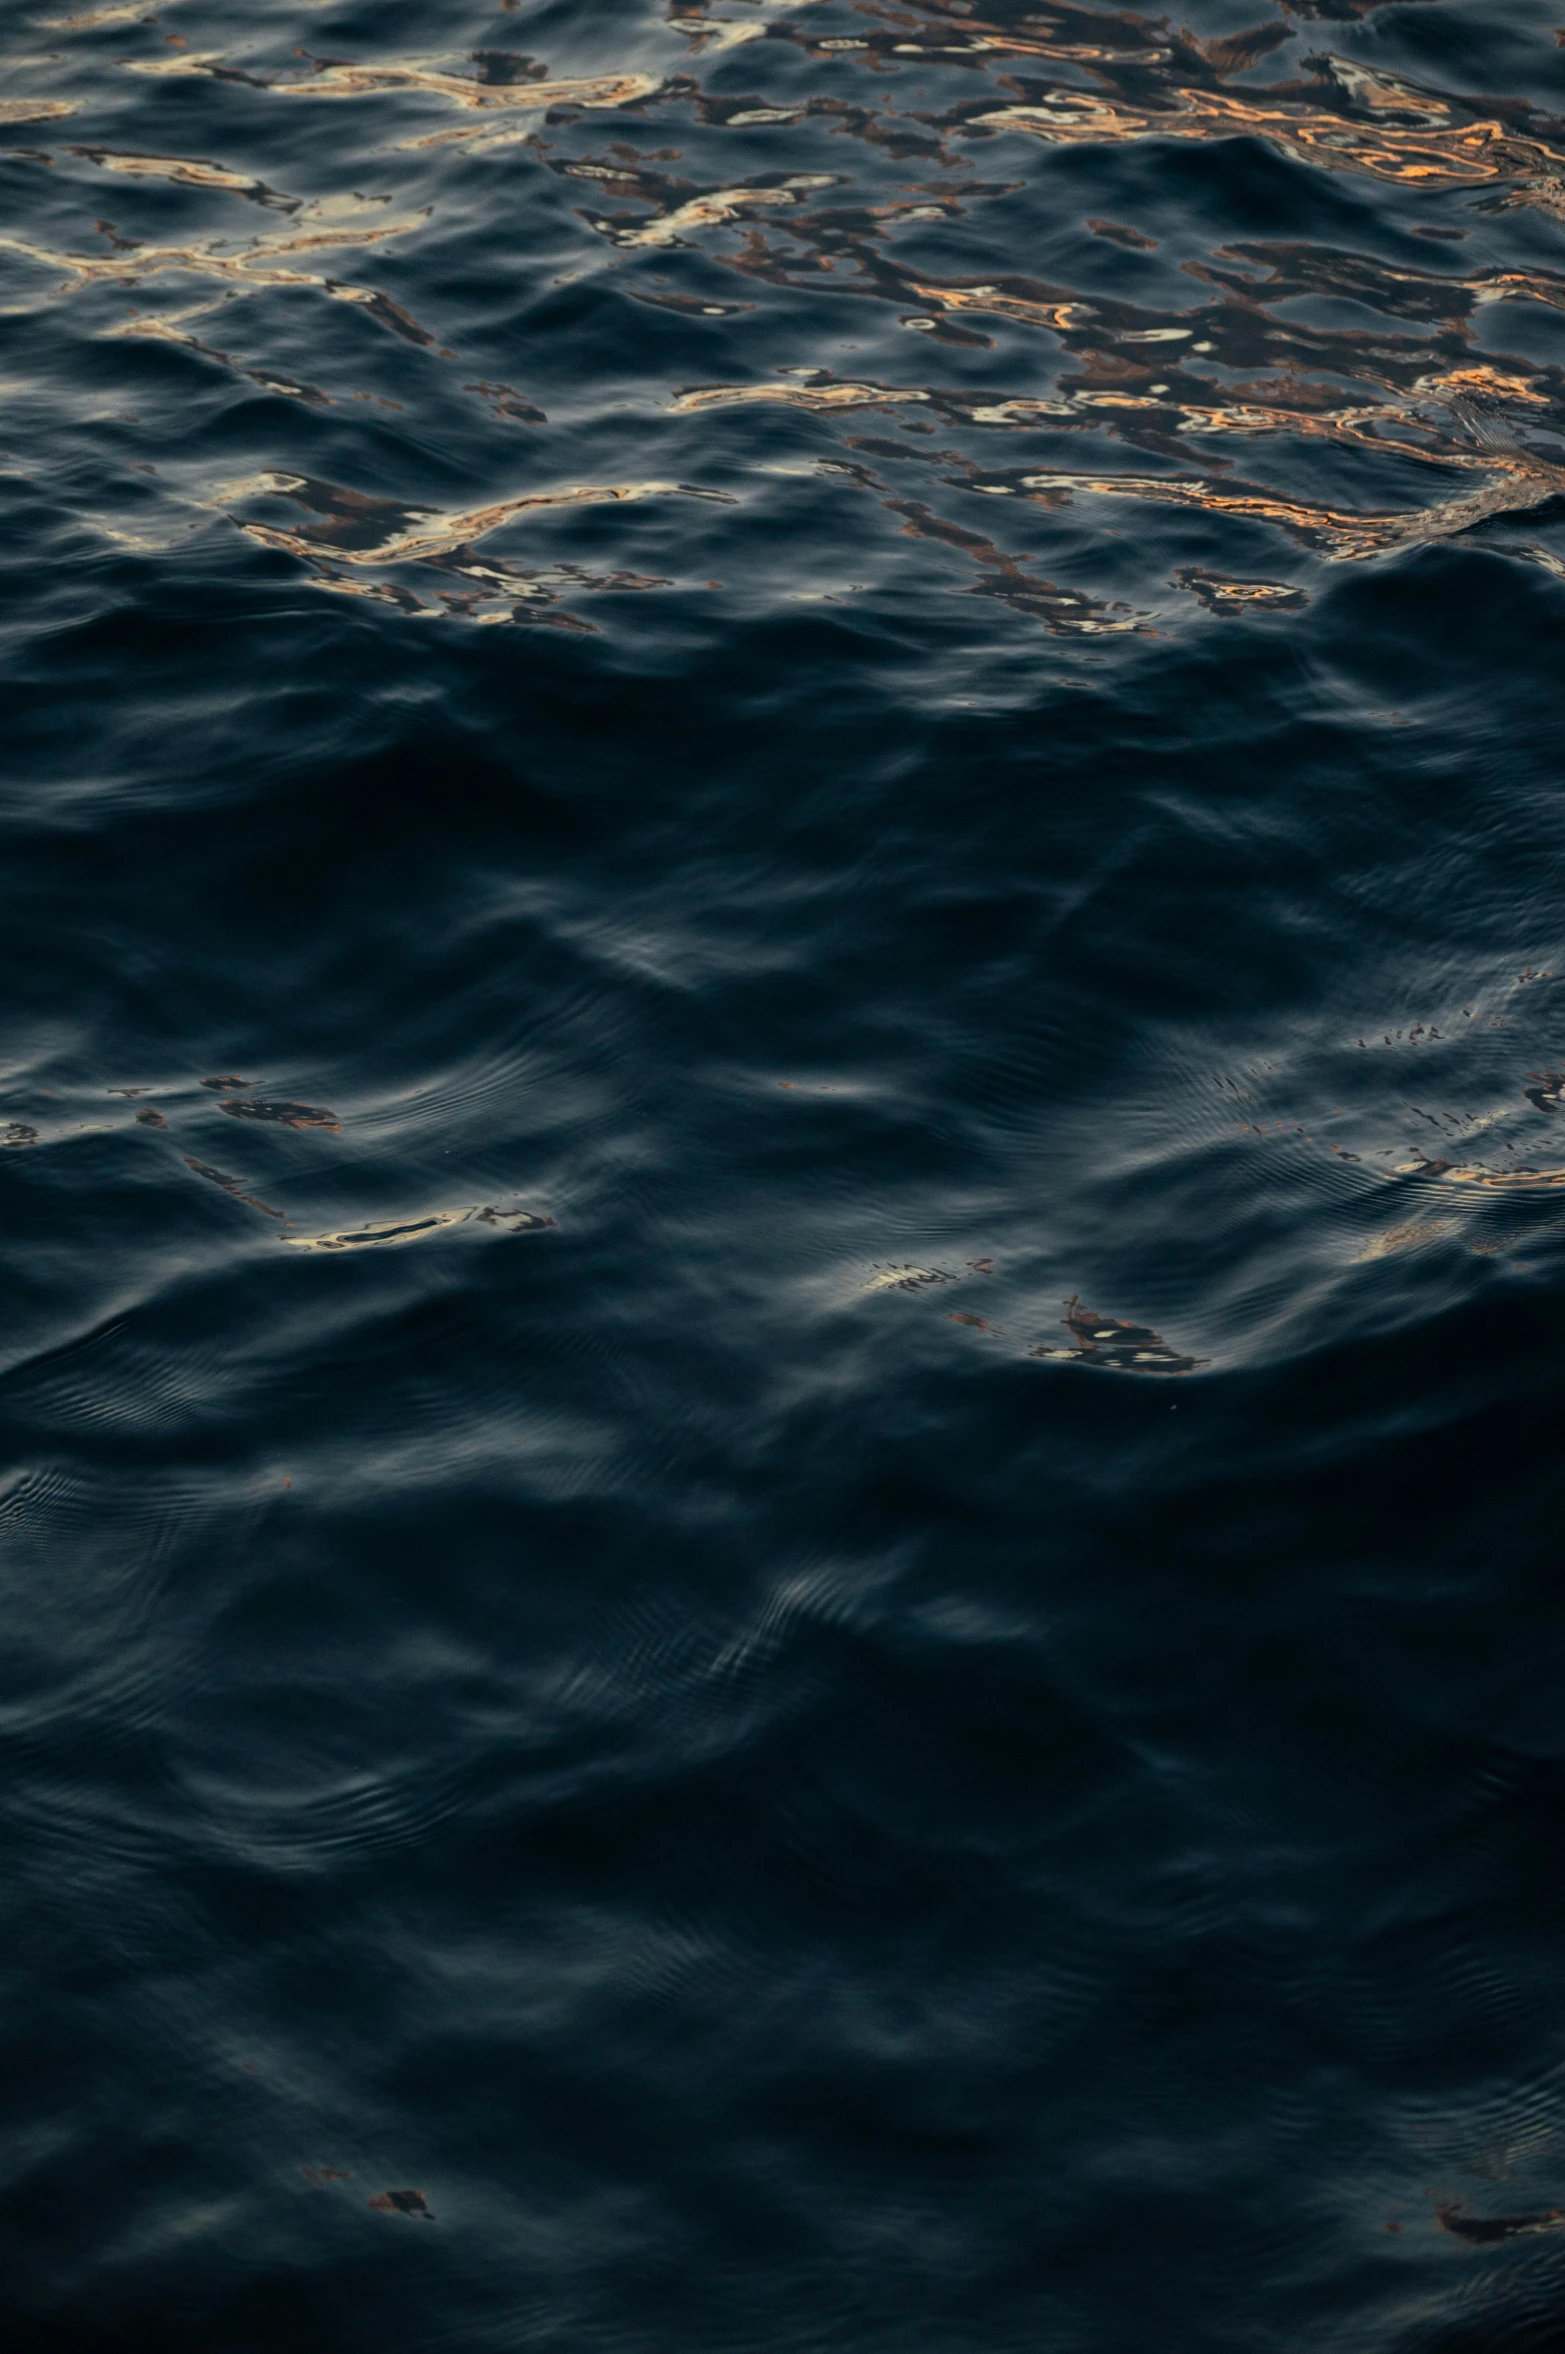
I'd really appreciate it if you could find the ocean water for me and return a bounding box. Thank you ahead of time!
[6,0,1565,2347]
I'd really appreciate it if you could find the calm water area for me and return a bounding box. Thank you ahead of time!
[6,0,1565,2347]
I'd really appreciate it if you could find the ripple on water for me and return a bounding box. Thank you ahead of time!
[7,2,1565,2351]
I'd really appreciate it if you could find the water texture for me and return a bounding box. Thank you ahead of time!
[6,0,1565,2347]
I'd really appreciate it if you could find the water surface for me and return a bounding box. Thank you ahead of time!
[6,1,1565,2348]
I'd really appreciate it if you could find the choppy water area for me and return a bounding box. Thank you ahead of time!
[8,0,1565,2346]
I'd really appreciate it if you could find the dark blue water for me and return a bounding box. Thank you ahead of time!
[7,1,1565,2347]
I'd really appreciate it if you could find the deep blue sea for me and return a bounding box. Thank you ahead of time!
[8,0,1565,2347]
